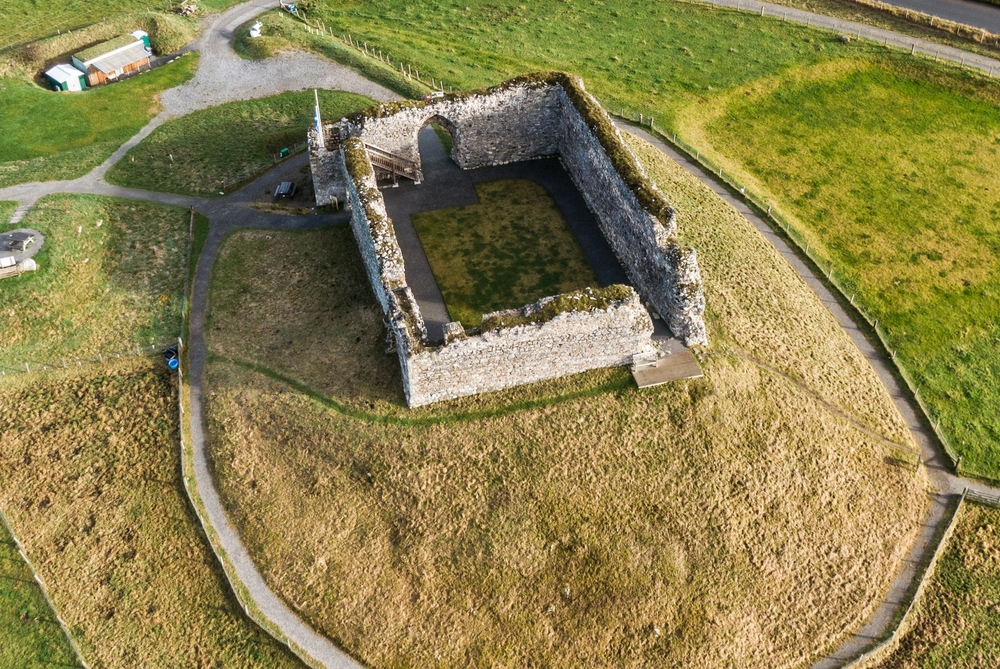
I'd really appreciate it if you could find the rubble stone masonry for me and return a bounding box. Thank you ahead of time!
[311,72,707,407]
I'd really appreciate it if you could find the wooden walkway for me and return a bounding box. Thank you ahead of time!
[631,350,703,388]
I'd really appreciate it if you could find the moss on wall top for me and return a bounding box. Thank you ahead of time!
[480,284,636,332]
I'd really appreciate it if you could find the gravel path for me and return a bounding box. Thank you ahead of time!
[160,0,399,116]
[879,0,1000,34]
[701,0,1000,75]
[616,122,1000,669]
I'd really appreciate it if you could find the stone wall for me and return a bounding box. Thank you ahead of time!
[553,84,708,344]
[344,79,563,170]
[400,290,655,407]
[307,126,345,207]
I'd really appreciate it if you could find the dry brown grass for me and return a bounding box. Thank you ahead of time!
[0,361,303,668]
[201,137,926,667]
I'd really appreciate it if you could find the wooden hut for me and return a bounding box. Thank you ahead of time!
[71,32,151,87]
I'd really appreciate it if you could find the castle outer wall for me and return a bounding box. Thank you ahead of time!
[311,72,707,407]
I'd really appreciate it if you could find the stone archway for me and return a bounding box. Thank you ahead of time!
[415,113,460,173]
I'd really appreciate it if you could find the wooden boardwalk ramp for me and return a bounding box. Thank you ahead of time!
[631,349,703,388]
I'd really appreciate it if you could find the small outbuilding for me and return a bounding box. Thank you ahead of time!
[71,32,151,87]
[44,63,87,92]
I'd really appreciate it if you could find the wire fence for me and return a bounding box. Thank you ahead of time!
[290,11,449,93]
[0,507,90,669]
[0,341,179,378]
[842,489,967,669]
[612,92,990,481]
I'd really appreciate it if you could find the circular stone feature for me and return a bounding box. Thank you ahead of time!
[0,228,45,266]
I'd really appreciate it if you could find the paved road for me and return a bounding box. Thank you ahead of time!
[617,122,1000,668]
[702,0,1000,74]
[880,0,1000,34]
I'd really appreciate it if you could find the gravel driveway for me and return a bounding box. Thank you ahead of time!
[159,0,400,116]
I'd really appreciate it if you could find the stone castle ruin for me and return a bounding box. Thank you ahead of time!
[309,72,707,407]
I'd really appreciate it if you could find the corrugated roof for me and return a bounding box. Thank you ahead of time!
[74,35,138,63]
[45,63,84,83]
[91,43,150,74]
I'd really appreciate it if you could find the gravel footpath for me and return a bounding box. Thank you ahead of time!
[159,0,400,116]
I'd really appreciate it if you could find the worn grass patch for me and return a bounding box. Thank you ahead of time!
[0,54,197,188]
[202,135,924,668]
[0,361,303,668]
[880,501,1000,668]
[0,518,81,668]
[411,179,599,327]
[0,200,15,222]
[106,89,374,196]
[0,195,189,371]
[697,56,1000,476]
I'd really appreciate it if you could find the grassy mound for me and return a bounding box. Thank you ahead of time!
[0,518,81,668]
[200,133,924,667]
[0,200,15,222]
[412,179,599,327]
[880,501,1000,668]
[0,362,302,668]
[0,195,190,371]
[106,90,374,196]
[0,54,197,188]
[694,56,1000,477]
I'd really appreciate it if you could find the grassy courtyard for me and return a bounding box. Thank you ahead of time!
[200,134,923,668]
[411,179,599,327]
[880,501,1000,669]
[0,362,303,668]
[695,56,1000,477]
[107,90,375,196]
[0,195,190,372]
[0,518,81,668]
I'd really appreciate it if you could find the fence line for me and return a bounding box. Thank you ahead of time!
[0,341,179,378]
[0,507,90,669]
[841,489,966,668]
[966,488,1000,508]
[611,97,992,481]
[292,12,447,93]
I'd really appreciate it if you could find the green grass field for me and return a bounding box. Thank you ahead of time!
[411,179,599,327]
[880,501,1000,668]
[0,362,304,668]
[199,134,924,668]
[0,518,81,668]
[298,0,1000,477]
[697,56,1000,477]
[0,0,239,49]
[106,90,374,196]
[0,54,197,188]
[0,200,15,222]
[0,195,189,371]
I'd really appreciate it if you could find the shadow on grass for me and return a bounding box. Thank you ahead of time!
[211,353,635,427]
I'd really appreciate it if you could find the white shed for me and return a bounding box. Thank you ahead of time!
[44,63,87,92]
